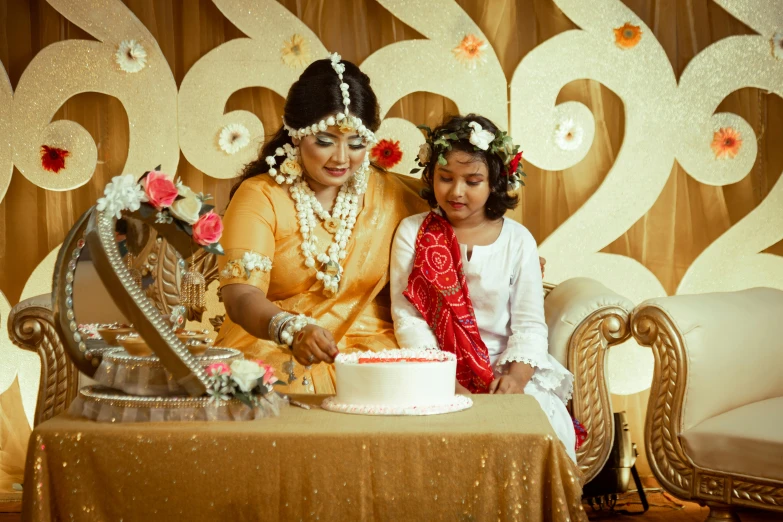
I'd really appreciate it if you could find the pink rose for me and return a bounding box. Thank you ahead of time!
[192,211,224,246]
[206,362,230,376]
[260,364,277,386]
[143,171,178,209]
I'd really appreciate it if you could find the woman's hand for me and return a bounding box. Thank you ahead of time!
[291,324,338,365]
[539,256,546,278]
[488,375,525,394]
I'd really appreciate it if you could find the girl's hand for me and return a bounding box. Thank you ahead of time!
[539,256,546,278]
[455,381,471,395]
[488,375,525,394]
[291,324,338,365]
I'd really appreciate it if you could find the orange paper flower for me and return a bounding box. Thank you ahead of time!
[614,22,642,49]
[452,34,488,69]
[370,139,403,169]
[40,145,70,173]
[711,127,742,159]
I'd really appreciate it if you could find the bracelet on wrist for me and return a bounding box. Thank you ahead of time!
[280,314,315,347]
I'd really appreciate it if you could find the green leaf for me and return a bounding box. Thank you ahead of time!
[235,393,254,408]
[437,155,447,166]
[203,242,225,256]
[138,203,155,219]
[199,204,215,216]
[448,133,459,140]
[154,165,162,171]
[410,168,421,174]
[173,219,193,236]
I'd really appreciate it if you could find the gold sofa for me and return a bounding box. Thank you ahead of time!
[8,245,634,484]
[632,288,783,521]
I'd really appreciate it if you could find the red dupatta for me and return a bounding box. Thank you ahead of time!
[403,212,495,393]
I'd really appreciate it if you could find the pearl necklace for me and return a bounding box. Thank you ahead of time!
[290,176,361,296]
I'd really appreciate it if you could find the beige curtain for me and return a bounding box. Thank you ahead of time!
[1,0,781,477]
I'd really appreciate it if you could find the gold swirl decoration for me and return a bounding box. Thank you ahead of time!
[363,0,508,176]
[178,0,327,180]
[10,0,179,190]
[676,1,783,294]
[0,60,11,203]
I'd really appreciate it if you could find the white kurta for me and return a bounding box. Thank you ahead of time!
[390,212,576,462]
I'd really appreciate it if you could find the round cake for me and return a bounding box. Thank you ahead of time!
[321,349,473,415]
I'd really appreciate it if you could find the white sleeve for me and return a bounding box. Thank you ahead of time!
[390,217,439,350]
[495,229,574,403]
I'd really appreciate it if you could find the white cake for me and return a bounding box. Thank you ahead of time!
[321,349,473,415]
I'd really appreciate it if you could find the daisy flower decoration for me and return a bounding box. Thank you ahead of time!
[115,39,148,73]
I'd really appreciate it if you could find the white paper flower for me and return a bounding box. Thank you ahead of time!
[553,118,583,151]
[772,31,783,60]
[115,40,147,73]
[229,359,265,392]
[417,143,431,165]
[169,185,202,224]
[467,121,494,150]
[218,123,251,155]
[96,174,148,220]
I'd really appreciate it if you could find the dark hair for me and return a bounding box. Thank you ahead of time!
[420,114,519,220]
[229,58,380,199]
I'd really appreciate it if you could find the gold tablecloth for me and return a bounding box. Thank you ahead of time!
[23,395,587,522]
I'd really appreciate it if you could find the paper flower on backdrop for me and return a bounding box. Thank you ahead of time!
[115,39,147,73]
[281,34,311,68]
[553,118,584,151]
[40,145,70,173]
[452,34,488,69]
[218,123,251,155]
[370,139,403,169]
[711,127,742,159]
[614,22,642,49]
[772,31,783,60]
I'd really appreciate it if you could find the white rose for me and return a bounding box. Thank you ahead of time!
[467,121,494,151]
[169,186,202,224]
[229,359,265,392]
[417,143,431,165]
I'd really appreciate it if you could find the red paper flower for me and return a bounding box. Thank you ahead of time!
[508,151,523,176]
[40,145,70,173]
[370,139,403,169]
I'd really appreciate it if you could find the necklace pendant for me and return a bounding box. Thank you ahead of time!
[324,260,340,277]
[324,217,341,234]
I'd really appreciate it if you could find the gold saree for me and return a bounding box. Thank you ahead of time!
[216,169,427,394]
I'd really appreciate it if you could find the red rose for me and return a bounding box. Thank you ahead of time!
[508,151,523,176]
[143,171,178,209]
[192,210,223,246]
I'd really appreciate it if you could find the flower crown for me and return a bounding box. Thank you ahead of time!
[411,120,526,191]
[265,53,377,193]
[96,167,225,256]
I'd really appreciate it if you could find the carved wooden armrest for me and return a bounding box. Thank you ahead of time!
[8,294,79,427]
[545,277,633,483]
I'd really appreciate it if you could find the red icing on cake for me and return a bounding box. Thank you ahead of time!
[358,357,436,364]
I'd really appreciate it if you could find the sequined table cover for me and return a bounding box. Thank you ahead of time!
[23,394,587,522]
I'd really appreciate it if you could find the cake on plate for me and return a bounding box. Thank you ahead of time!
[321,349,473,415]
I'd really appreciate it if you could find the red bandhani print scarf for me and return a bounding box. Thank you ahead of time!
[403,212,495,393]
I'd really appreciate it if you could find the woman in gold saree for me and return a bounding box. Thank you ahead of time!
[215,54,426,394]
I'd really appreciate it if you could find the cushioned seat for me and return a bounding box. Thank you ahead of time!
[682,396,783,482]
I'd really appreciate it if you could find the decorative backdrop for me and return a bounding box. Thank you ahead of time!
[1,0,782,482]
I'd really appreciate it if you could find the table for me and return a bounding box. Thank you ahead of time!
[23,394,587,521]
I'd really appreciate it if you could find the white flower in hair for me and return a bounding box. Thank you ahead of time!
[467,121,494,151]
[553,118,583,151]
[418,143,432,165]
[115,40,147,73]
[218,123,251,155]
[96,174,148,220]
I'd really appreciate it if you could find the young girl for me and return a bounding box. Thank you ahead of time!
[390,114,576,462]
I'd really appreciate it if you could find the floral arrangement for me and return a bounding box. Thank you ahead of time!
[96,167,225,255]
[205,359,283,407]
[412,120,526,190]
